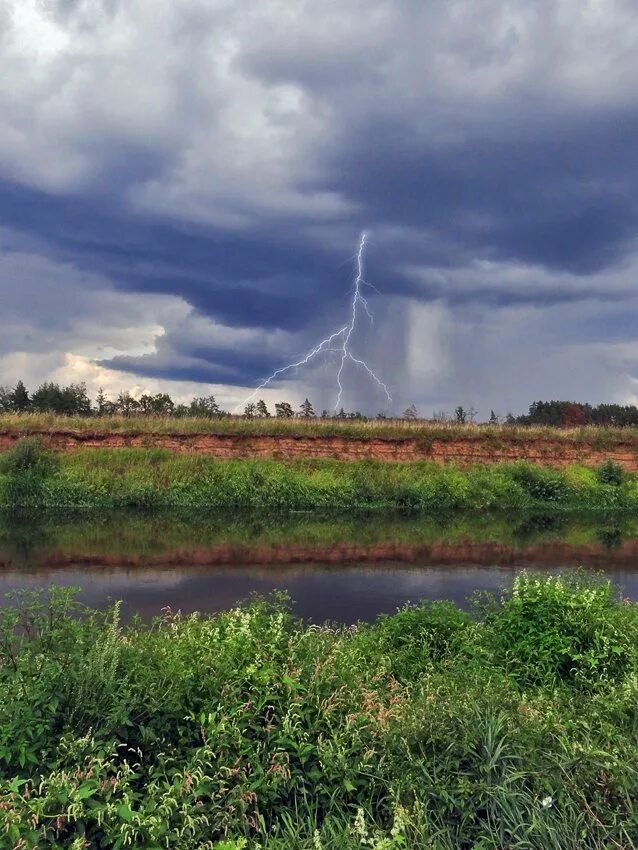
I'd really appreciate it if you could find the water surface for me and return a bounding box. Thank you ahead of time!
[2,511,638,622]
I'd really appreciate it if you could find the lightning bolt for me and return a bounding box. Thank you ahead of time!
[239,231,392,411]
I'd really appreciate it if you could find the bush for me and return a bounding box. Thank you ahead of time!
[0,437,58,477]
[597,459,625,486]
[509,463,568,503]
[481,572,638,689]
[1,580,638,847]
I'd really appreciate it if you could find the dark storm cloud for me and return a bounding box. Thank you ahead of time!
[3,0,638,409]
[330,104,638,276]
[0,179,349,331]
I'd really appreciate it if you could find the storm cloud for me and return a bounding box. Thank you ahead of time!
[2,0,638,414]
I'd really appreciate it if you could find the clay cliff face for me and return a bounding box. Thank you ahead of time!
[1,430,637,469]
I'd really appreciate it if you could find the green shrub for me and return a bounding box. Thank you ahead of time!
[597,458,625,486]
[509,463,568,503]
[1,580,638,847]
[481,572,638,688]
[0,437,58,477]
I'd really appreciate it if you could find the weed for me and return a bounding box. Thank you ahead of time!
[1,577,637,847]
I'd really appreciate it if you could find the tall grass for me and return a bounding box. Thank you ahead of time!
[1,410,637,446]
[1,574,638,848]
[1,443,638,512]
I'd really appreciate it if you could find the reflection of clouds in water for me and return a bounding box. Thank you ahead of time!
[1,563,638,624]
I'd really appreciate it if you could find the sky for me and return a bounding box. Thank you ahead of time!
[2,0,638,417]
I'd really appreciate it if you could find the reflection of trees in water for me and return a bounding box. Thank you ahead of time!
[595,525,624,551]
[1,509,638,570]
[513,513,567,541]
[0,510,52,570]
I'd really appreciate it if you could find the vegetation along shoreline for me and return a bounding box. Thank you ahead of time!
[2,574,637,847]
[1,437,637,513]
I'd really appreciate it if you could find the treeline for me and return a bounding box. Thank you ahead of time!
[3,380,638,427]
[0,380,351,420]
[515,400,638,428]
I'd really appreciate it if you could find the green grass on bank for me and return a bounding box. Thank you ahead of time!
[2,411,638,448]
[1,574,638,848]
[1,440,637,512]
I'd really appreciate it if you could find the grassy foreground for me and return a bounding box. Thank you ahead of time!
[1,440,637,512]
[1,575,638,848]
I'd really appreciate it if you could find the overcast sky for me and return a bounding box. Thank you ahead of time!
[2,0,638,416]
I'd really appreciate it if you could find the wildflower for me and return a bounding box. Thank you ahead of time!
[354,807,368,840]
[541,795,553,808]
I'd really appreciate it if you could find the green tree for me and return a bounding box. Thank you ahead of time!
[95,388,108,415]
[403,404,417,420]
[299,398,315,418]
[275,401,294,418]
[454,406,467,424]
[244,402,256,418]
[10,380,30,412]
[256,399,270,418]
[189,396,222,418]
[0,386,13,412]
[116,392,139,417]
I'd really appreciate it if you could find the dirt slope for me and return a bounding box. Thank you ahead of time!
[1,429,637,468]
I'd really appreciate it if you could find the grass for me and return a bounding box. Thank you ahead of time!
[1,574,638,848]
[2,411,638,447]
[1,441,637,512]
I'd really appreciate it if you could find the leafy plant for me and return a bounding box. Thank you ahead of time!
[597,458,625,486]
[1,578,638,847]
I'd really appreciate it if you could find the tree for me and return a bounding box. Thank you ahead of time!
[299,398,315,418]
[189,396,222,418]
[275,401,294,418]
[116,392,139,417]
[96,388,108,415]
[320,409,330,419]
[150,393,174,415]
[467,406,478,424]
[403,404,418,420]
[454,406,466,424]
[10,380,30,412]
[138,394,155,415]
[489,409,499,425]
[335,407,347,419]
[256,399,270,418]
[244,402,256,418]
[0,386,12,412]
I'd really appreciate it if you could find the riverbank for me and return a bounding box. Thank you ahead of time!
[3,413,638,468]
[1,575,637,848]
[1,441,637,512]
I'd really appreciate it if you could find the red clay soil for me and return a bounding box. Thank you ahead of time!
[1,429,638,468]
[1,539,637,570]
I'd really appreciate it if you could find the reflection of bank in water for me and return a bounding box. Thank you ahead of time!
[1,509,638,571]
[1,510,638,623]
